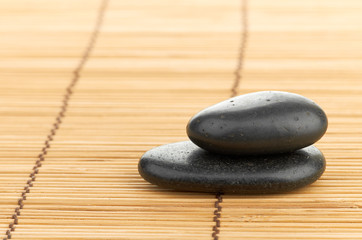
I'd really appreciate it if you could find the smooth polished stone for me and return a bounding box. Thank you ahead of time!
[187,91,328,155]
[138,141,326,194]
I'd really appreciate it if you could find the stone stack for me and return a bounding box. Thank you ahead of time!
[138,91,327,194]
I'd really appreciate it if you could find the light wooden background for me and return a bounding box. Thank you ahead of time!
[1,0,362,239]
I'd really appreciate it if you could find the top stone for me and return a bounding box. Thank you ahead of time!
[187,91,328,155]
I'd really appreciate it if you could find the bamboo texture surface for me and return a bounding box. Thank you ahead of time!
[1,0,362,239]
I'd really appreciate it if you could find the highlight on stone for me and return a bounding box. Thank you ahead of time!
[138,91,328,194]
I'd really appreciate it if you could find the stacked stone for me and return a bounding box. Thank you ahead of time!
[138,91,327,194]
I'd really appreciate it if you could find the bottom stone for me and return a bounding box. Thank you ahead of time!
[138,141,326,194]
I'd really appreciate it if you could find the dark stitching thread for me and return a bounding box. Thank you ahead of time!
[212,0,248,240]
[212,193,223,240]
[2,0,109,239]
[231,0,249,98]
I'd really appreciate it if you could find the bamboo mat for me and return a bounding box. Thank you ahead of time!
[1,0,362,239]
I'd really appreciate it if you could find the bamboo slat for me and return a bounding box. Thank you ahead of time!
[0,0,362,239]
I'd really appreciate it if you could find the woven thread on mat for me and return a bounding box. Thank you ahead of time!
[211,0,248,239]
[2,1,109,239]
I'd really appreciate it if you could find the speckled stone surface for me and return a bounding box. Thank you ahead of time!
[187,91,328,155]
[138,141,326,194]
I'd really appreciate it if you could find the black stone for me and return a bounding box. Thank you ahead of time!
[187,91,328,155]
[138,141,326,194]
